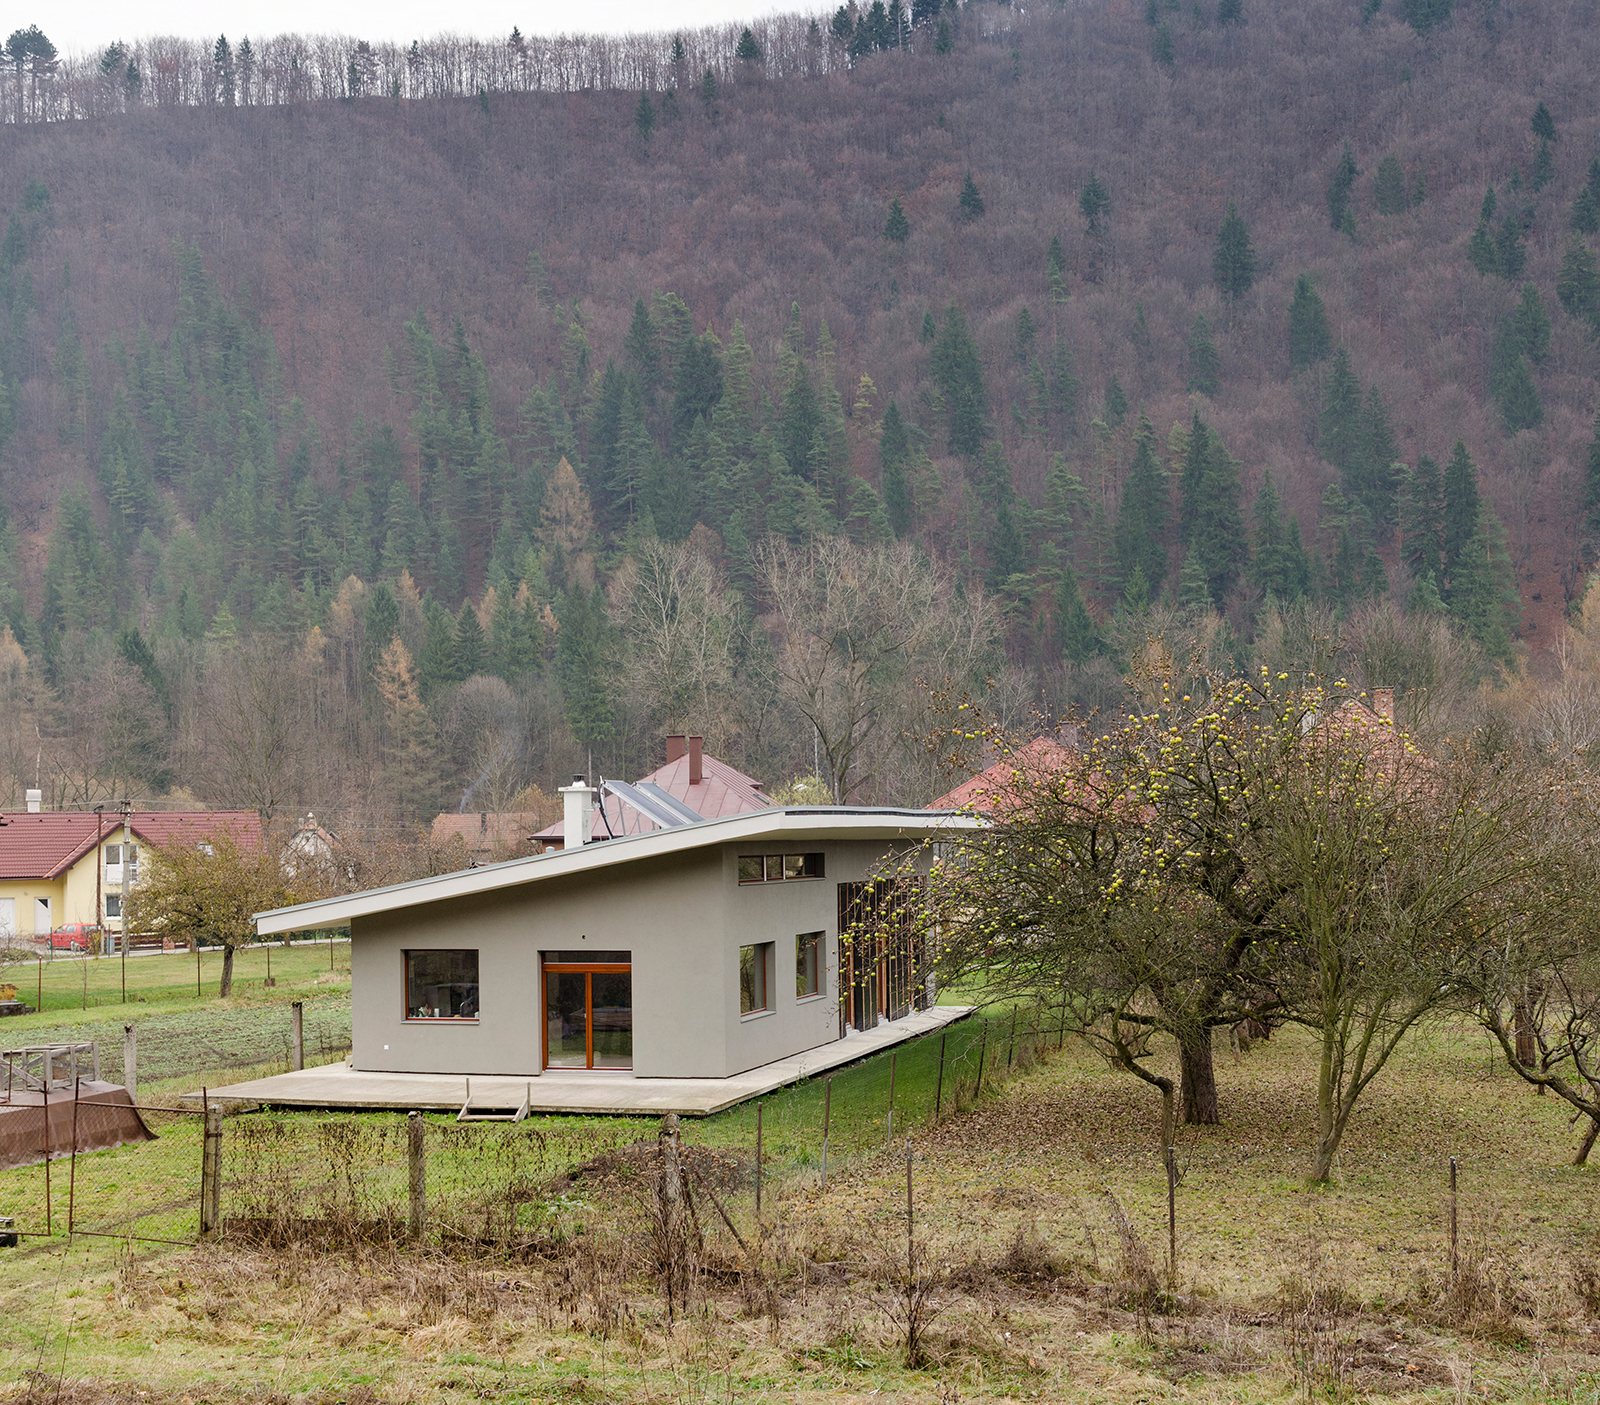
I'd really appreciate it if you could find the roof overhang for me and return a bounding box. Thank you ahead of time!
[254,806,981,935]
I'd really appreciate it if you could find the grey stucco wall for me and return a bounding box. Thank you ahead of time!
[348,834,925,1080]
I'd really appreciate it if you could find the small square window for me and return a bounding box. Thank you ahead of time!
[796,931,822,999]
[406,949,480,1019]
[105,895,122,918]
[740,942,772,1015]
[764,854,784,882]
[737,855,764,884]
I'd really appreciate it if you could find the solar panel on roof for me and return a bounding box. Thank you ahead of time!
[634,783,704,824]
[599,778,689,831]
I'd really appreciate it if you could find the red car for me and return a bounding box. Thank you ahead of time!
[48,923,97,951]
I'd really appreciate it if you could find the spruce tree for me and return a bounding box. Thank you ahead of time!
[1288,273,1333,371]
[1446,504,1518,661]
[1557,238,1600,325]
[1572,162,1600,235]
[734,27,764,61]
[1319,346,1362,479]
[1217,0,1243,24]
[1327,143,1358,231]
[1054,567,1100,663]
[453,600,487,678]
[1441,439,1482,593]
[624,298,659,385]
[1176,550,1212,611]
[1373,154,1409,215]
[1467,187,1500,276]
[1354,385,1400,527]
[1151,20,1175,67]
[883,196,910,244]
[634,90,656,142]
[1193,428,1247,604]
[1014,306,1037,363]
[1399,455,1445,576]
[1046,235,1068,302]
[1532,139,1555,192]
[1494,214,1526,282]
[1105,373,1128,425]
[880,400,913,535]
[556,585,615,747]
[931,303,987,455]
[1187,315,1220,395]
[1177,409,1208,543]
[1584,408,1600,532]
[1078,172,1111,235]
[1212,202,1256,299]
[1531,101,1556,144]
[1050,339,1081,434]
[1113,416,1169,595]
[1512,282,1551,364]
[1250,470,1294,597]
[957,171,986,221]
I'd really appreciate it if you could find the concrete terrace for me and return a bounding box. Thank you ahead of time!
[189,1004,974,1117]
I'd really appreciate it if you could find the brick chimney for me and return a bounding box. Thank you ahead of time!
[1373,687,1395,723]
[664,735,687,763]
[688,736,703,785]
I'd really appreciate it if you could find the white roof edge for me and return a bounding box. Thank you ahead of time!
[254,806,980,934]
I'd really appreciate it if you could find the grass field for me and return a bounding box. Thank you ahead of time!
[2,1003,1598,1403]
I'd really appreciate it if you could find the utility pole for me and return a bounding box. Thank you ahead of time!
[120,800,132,997]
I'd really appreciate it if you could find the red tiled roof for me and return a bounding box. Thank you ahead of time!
[0,810,263,880]
[430,812,546,850]
[533,752,769,842]
[927,737,1080,814]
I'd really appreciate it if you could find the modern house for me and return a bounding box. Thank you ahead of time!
[0,796,262,946]
[254,787,975,1082]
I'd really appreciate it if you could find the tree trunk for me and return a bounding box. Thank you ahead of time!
[1312,1025,1339,1182]
[1178,1026,1219,1125]
[219,944,235,998]
[1575,1115,1600,1168]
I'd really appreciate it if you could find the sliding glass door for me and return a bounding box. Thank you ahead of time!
[543,952,632,1070]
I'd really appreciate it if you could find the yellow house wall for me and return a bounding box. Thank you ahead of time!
[63,855,106,928]
[0,877,67,935]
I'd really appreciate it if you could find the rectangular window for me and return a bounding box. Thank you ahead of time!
[543,953,632,1070]
[796,931,822,999]
[740,942,772,1015]
[737,853,825,884]
[105,844,120,865]
[105,895,122,918]
[405,949,480,1020]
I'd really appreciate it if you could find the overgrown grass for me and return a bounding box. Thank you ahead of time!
[5,1008,1600,1402]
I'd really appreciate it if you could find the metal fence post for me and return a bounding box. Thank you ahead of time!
[291,1001,305,1072]
[123,1024,137,1103]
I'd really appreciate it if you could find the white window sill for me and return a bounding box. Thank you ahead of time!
[739,1008,774,1022]
[795,992,826,1005]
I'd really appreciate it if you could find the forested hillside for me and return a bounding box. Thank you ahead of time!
[0,0,1597,828]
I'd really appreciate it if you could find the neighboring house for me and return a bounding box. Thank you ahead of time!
[928,735,1081,815]
[255,786,975,1081]
[532,735,768,851]
[429,811,548,866]
[283,813,341,877]
[0,793,262,945]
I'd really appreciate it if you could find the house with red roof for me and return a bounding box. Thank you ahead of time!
[0,794,262,948]
[927,735,1081,815]
[533,736,770,850]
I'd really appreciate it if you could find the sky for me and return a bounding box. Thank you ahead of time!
[48,0,792,57]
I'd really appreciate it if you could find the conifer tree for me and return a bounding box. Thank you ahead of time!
[1398,456,1445,577]
[452,599,486,678]
[1212,203,1256,299]
[1250,469,1301,599]
[734,27,764,61]
[1373,154,1409,215]
[880,400,912,535]
[1013,306,1037,363]
[624,298,659,386]
[1494,214,1527,282]
[1318,346,1362,478]
[1177,409,1208,544]
[957,172,986,221]
[1176,550,1212,611]
[1467,187,1500,276]
[1584,409,1600,532]
[699,70,718,105]
[1050,339,1080,435]
[1557,238,1600,325]
[556,585,615,747]
[1327,143,1358,231]
[634,90,656,142]
[1532,139,1555,192]
[1288,274,1333,370]
[1441,440,1482,593]
[1078,172,1110,236]
[1353,384,1400,527]
[1193,428,1247,604]
[884,196,910,244]
[419,597,455,692]
[931,302,987,455]
[1572,161,1600,235]
[1187,315,1220,395]
[919,310,937,344]
[1054,567,1101,663]
[1151,19,1175,67]
[1531,101,1556,144]
[1446,502,1518,661]
[1217,0,1243,25]
[1512,282,1551,364]
[1105,374,1128,426]
[1113,415,1169,595]
[1046,235,1068,302]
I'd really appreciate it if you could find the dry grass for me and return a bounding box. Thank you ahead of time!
[4,1019,1600,1402]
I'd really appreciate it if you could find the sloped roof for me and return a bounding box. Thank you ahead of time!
[0,810,264,881]
[533,751,768,842]
[927,737,1080,814]
[257,806,979,935]
[430,811,546,851]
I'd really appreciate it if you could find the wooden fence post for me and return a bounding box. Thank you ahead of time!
[933,1032,947,1125]
[1006,1007,1017,1068]
[291,1001,305,1072]
[123,1024,137,1103]
[1449,1157,1459,1280]
[975,1019,989,1101]
[658,1112,688,1320]
[885,1050,897,1147]
[821,1075,832,1188]
[200,1104,222,1237]
[408,1111,426,1238]
[754,1102,763,1218]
